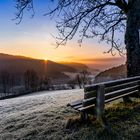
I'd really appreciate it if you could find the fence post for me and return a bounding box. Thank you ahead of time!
[96,84,105,127]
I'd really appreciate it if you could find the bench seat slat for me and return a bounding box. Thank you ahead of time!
[67,99,83,107]
[73,104,83,110]
[78,104,95,112]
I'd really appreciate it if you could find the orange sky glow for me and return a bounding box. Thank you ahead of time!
[0,36,125,63]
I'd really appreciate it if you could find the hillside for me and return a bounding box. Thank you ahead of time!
[60,61,100,74]
[59,62,88,70]
[46,60,76,79]
[0,53,89,83]
[0,53,45,76]
[94,64,127,83]
[0,53,35,60]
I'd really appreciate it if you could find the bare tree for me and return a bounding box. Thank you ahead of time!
[43,76,51,90]
[14,0,140,77]
[68,79,76,89]
[76,74,82,89]
[9,74,15,95]
[75,69,90,88]
[0,70,10,96]
[24,70,30,91]
[80,69,90,87]
[24,69,39,92]
[15,0,140,101]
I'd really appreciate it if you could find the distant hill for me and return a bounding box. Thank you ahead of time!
[0,53,89,84]
[46,60,76,79]
[0,53,45,76]
[59,62,88,70]
[94,64,127,83]
[59,61,100,74]
[0,53,35,60]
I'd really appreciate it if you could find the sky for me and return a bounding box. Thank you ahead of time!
[0,0,126,70]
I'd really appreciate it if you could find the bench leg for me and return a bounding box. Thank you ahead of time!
[80,112,89,122]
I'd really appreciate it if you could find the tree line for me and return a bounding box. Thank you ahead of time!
[0,69,92,99]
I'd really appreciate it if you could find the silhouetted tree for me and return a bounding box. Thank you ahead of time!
[24,70,30,91]
[43,76,51,90]
[68,80,76,89]
[24,69,39,92]
[38,76,44,90]
[80,69,90,87]
[76,74,82,89]
[0,70,10,95]
[75,70,90,88]
[9,74,15,95]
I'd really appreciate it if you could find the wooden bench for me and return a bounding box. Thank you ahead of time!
[68,76,140,125]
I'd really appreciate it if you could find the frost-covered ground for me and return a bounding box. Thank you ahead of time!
[1,89,140,140]
[0,89,84,121]
[0,89,84,140]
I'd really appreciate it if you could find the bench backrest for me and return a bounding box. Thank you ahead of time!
[83,76,140,107]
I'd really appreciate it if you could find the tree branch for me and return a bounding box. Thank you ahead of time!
[14,0,127,55]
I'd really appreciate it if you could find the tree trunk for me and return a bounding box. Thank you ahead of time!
[124,0,140,102]
[126,0,140,77]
